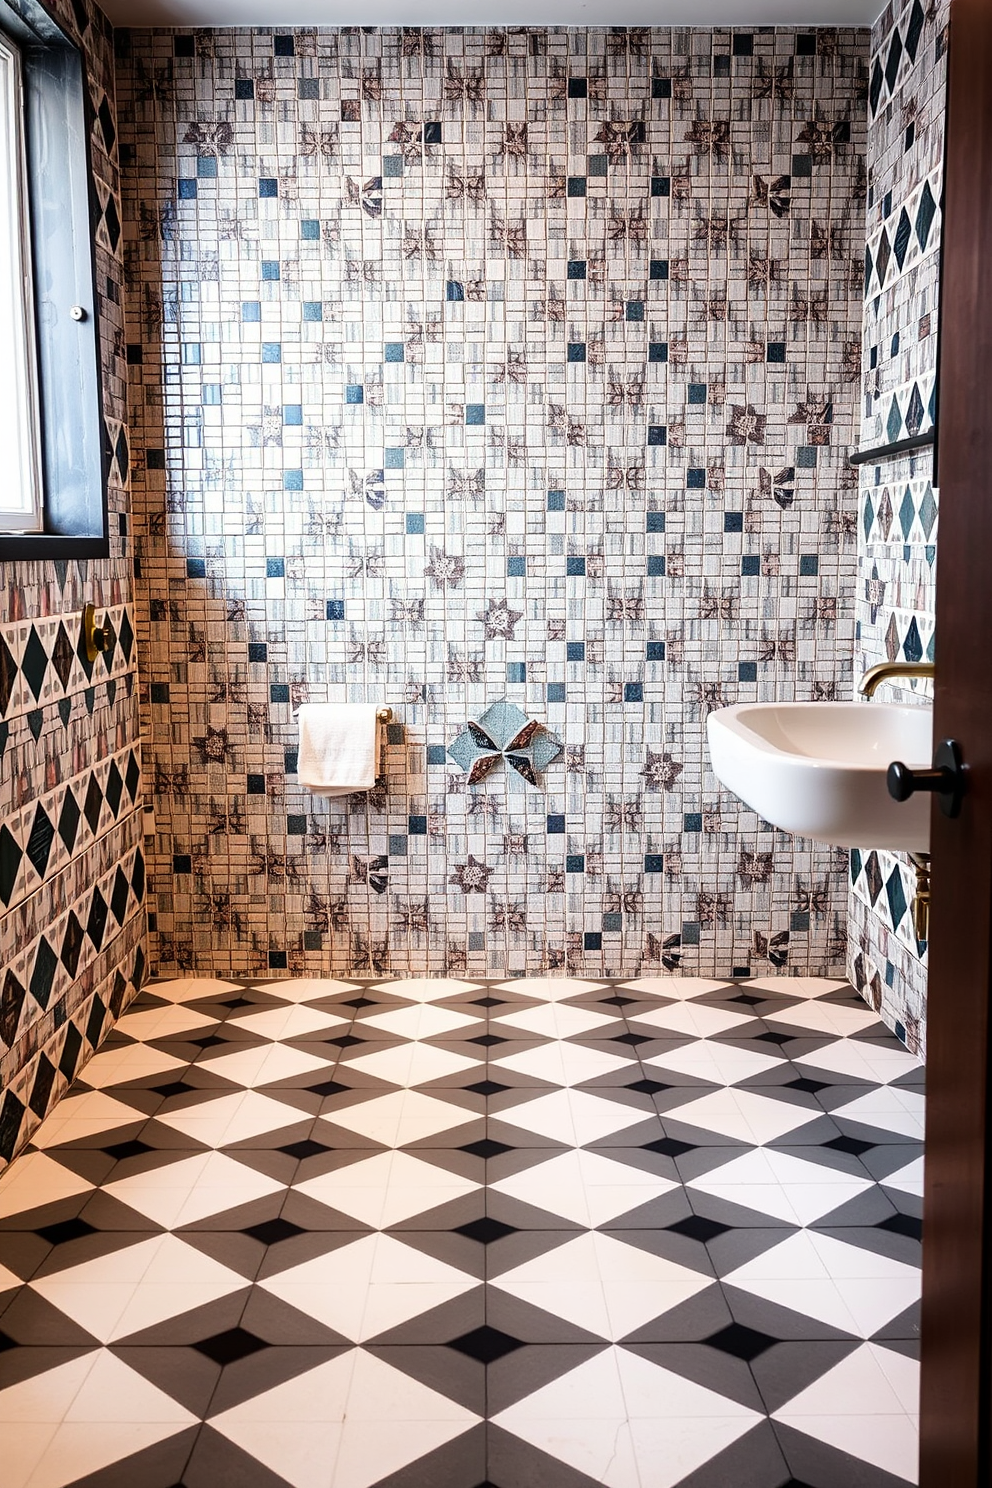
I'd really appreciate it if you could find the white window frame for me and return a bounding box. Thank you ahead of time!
[0,28,43,534]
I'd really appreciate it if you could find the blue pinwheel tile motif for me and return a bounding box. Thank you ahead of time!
[448,700,562,787]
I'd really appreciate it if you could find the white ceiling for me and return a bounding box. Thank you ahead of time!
[103,0,882,29]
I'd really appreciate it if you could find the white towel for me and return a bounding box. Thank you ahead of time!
[297,703,382,797]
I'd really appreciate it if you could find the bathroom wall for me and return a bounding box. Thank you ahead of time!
[0,0,145,1166]
[848,0,948,1055]
[118,24,868,982]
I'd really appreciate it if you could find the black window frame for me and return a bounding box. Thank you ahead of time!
[0,0,110,561]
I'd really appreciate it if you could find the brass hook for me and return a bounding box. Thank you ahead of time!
[82,603,113,664]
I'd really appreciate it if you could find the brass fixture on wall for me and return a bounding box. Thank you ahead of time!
[81,603,113,664]
[858,660,935,698]
[907,852,931,943]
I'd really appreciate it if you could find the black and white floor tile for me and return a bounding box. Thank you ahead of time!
[0,973,924,1487]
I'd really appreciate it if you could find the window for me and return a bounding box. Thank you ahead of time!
[0,32,42,532]
[0,0,108,558]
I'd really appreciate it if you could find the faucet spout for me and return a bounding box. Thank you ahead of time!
[858,661,935,699]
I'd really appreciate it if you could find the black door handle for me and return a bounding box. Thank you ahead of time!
[887,739,966,819]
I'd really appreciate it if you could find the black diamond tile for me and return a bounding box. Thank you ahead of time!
[105,761,124,818]
[308,1079,349,1097]
[279,1139,332,1160]
[21,626,48,702]
[152,1081,197,1098]
[194,1327,270,1365]
[785,1077,829,1095]
[460,1139,512,1159]
[824,1134,875,1157]
[0,968,26,1047]
[26,804,56,880]
[104,1139,154,1160]
[342,997,374,1008]
[0,634,17,715]
[86,888,109,949]
[627,1079,671,1095]
[611,1032,649,1045]
[905,0,925,59]
[86,996,106,1049]
[326,1035,365,1048]
[36,1217,98,1246]
[892,206,912,269]
[83,773,104,835]
[110,866,130,926]
[729,993,765,1006]
[706,1322,777,1361]
[469,1034,506,1047]
[877,1212,922,1241]
[103,194,121,252]
[131,849,145,903]
[114,428,129,485]
[455,1217,518,1245]
[600,995,635,1006]
[60,912,85,976]
[50,623,75,690]
[643,1136,695,1158]
[29,1054,56,1119]
[58,789,82,853]
[755,1031,792,1046]
[29,938,59,1009]
[667,1215,731,1243]
[97,93,116,152]
[471,997,502,1008]
[244,1217,305,1245]
[118,609,135,663]
[190,1035,225,1049]
[0,825,21,906]
[464,1081,508,1097]
[124,749,140,801]
[449,1325,523,1363]
[884,26,903,93]
[59,1022,83,1081]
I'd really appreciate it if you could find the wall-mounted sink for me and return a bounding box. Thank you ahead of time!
[707,702,934,853]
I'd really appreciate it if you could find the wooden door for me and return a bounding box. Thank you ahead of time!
[918,0,992,1480]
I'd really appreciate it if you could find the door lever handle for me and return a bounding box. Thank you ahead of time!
[887,739,966,819]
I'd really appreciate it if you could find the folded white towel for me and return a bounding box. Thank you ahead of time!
[297,703,382,797]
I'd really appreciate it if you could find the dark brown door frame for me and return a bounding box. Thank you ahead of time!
[919,1,992,1481]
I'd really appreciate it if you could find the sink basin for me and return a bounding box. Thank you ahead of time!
[706,702,934,853]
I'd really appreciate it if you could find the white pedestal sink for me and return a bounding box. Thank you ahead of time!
[706,702,934,853]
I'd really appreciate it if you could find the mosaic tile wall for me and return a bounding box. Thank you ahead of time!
[848,0,948,1056]
[0,0,146,1169]
[117,24,869,984]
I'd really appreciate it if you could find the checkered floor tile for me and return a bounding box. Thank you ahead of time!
[0,974,924,1487]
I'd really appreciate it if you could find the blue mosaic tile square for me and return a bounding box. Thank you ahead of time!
[567,260,586,279]
[644,854,665,872]
[738,661,758,682]
[649,259,669,279]
[792,153,813,176]
[646,512,666,532]
[242,300,260,321]
[235,78,254,99]
[687,383,707,404]
[767,341,786,362]
[270,684,290,704]
[302,301,323,320]
[547,683,566,702]
[652,77,672,98]
[646,642,666,661]
[681,921,701,945]
[603,913,622,933]
[506,662,526,683]
[274,33,294,54]
[182,343,201,363]
[266,557,285,578]
[507,556,526,576]
[262,260,280,280]
[298,78,319,100]
[568,77,587,97]
[648,342,668,362]
[405,513,425,534]
[683,813,702,833]
[284,750,298,774]
[248,643,267,662]
[300,218,320,239]
[724,512,744,533]
[547,490,566,511]
[383,155,404,177]
[741,555,760,576]
[258,177,278,197]
[409,815,427,835]
[465,404,485,425]
[651,176,671,196]
[791,910,811,931]
[197,156,217,179]
[626,301,644,322]
[426,745,447,766]
[186,559,205,578]
[283,405,302,425]
[202,384,221,404]
[284,470,303,491]
[797,446,818,467]
[687,468,706,488]
[566,642,585,661]
[424,121,442,143]
[385,342,405,362]
[467,932,485,951]
[385,448,405,469]
[262,343,281,363]
[566,557,586,576]
[446,280,464,301]
[566,855,585,873]
[647,426,667,445]
[547,814,566,834]
[325,600,345,620]
[588,154,608,176]
[647,556,666,576]
[624,683,643,702]
[346,385,364,404]
[567,342,586,362]
[178,179,197,199]
[287,815,307,835]
[584,931,602,950]
[247,774,266,795]
[389,834,407,856]
[800,554,820,576]
[567,176,587,197]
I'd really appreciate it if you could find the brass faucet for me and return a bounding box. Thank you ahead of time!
[858,661,934,698]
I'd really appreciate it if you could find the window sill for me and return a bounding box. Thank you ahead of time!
[0,533,109,561]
